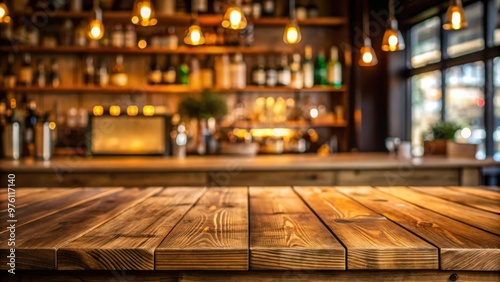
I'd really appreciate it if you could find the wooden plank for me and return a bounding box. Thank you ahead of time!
[449,186,500,201]
[336,169,460,186]
[156,187,249,270]
[0,187,161,270]
[0,188,120,227]
[249,187,345,270]
[1,270,498,282]
[294,186,438,270]
[460,168,481,186]
[337,186,500,271]
[57,187,206,270]
[411,186,500,214]
[209,171,334,186]
[379,187,500,235]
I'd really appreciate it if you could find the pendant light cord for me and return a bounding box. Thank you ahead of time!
[290,0,296,21]
[389,0,394,20]
[363,0,369,37]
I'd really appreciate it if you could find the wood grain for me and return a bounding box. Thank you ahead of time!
[379,187,500,235]
[57,187,206,270]
[0,188,119,227]
[209,171,335,186]
[294,186,438,270]
[337,186,500,271]
[410,186,500,214]
[249,187,345,270]
[336,169,460,186]
[156,187,249,270]
[449,186,500,201]
[0,187,161,270]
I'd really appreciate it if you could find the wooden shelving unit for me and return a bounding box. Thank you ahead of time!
[0,85,347,94]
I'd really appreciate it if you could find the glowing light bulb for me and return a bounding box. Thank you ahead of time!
[109,106,121,117]
[0,3,10,23]
[191,29,201,43]
[140,5,151,20]
[451,10,461,30]
[143,105,155,116]
[127,105,139,116]
[230,10,242,26]
[222,6,247,30]
[286,27,299,43]
[184,22,205,46]
[49,122,56,130]
[88,20,104,40]
[0,6,5,18]
[131,0,157,26]
[93,105,104,116]
[138,39,147,49]
[362,52,373,64]
[388,34,398,47]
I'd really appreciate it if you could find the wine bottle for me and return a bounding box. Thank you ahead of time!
[242,0,252,17]
[18,53,33,87]
[277,54,291,87]
[110,55,128,86]
[265,55,277,87]
[124,24,137,48]
[3,54,17,88]
[230,53,246,89]
[49,58,60,87]
[302,45,314,88]
[178,55,190,85]
[314,48,327,86]
[201,55,215,89]
[96,59,109,86]
[252,55,266,86]
[295,0,307,20]
[34,59,46,87]
[290,53,303,89]
[215,54,231,89]
[84,56,95,85]
[162,55,177,85]
[190,56,202,89]
[327,46,342,88]
[148,55,162,85]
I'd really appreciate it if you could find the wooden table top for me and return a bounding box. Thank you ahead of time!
[0,186,499,275]
[1,153,497,173]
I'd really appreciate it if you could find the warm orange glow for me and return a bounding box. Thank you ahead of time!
[127,105,139,116]
[283,21,302,44]
[184,21,206,46]
[49,122,56,130]
[110,105,121,116]
[88,19,104,40]
[93,105,104,116]
[143,105,155,116]
[222,6,247,30]
[138,39,147,49]
[131,0,157,26]
[0,3,10,23]
[359,38,378,66]
[443,1,468,30]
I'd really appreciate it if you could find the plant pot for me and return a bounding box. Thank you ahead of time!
[446,140,478,158]
[423,140,447,156]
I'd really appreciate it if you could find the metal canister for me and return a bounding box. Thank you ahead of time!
[35,121,52,160]
[3,122,21,160]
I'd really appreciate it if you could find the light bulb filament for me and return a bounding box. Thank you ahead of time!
[451,10,461,29]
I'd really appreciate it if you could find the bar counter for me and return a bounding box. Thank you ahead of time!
[0,153,497,187]
[0,186,499,281]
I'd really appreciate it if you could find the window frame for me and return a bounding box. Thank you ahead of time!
[406,0,500,157]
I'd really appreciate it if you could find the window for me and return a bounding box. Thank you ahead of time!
[496,0,500,45]
[494,57,500,160]
[411,71,442,156]
[447,2,484,57]
[411,17,441,68]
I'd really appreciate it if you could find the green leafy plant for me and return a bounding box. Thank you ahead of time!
[178,91,228,120]
[424,121,462,141]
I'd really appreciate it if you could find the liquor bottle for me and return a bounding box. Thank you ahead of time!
[49,58,60,87]
[18,53,33,87]
[3,54,17,88]
[200,56,214,89]
[194,0,209,14]
[327,46,342,88]
[96,60,109,86]
[162,55,177,85]
[302,45,314,88]
[230,53,246,89]
[74,21,88,47]
[111,24,125,48]
[124,24,137,48]
[314,48,327,86]
[24,98,37,158]
[265,55,278,87]
[295,0,307,20]
[60,20,73,46]
[251,0,262,18]
[215,54,231,89]
[290,53,303,89]
[110,55,128,86]
[251,55,266,86]
[262,0,275,17]
[242,0,252,17]
[162,26,179,49]
[178,55,190,85]
[34,59,46,87]
[147,55,162,85]
[306,0,319,18]
[277,54,291,87]
[83,56,95,85]
[190,56,202,89]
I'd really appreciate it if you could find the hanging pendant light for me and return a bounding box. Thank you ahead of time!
[131,0,158,26]
[443,0,468,30]
[283,0,302,44]
[0,1,11,23]
[359,1,377,66]
[88,0,104,40]
[184,18,206,45]
[222,1,247,30]
[381,0,405,52]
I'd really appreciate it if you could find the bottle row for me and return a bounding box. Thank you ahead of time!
[1,45,343,90]
[9,0,319,19]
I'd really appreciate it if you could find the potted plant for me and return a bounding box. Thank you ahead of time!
[423,121,462,155]
[178,91,228,154]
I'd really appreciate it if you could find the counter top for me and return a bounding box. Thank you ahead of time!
[1,186,498,281]
[0,153,498,173]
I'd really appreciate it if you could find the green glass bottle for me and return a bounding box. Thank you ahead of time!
[179,55,190,85]
[314,49,327,86]
[327,46,342,88]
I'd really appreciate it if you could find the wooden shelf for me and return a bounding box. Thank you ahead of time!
[0,45,295,55]
[11,11,347,27]
[220,120,348,129]
[0,85,347,94]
